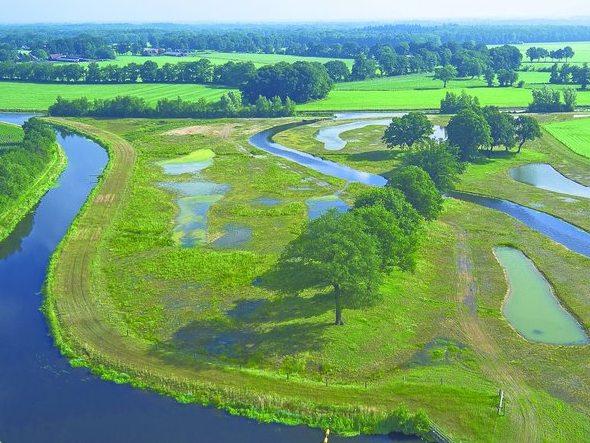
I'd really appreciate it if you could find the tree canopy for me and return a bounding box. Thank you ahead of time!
[388,166,443,220]
[382,112,434,149]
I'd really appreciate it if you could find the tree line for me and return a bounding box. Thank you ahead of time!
[287,106,543,325]
[0,59,333,104]
[3,23,590,60]
[0,119,57,213]
[526,46,575,63]
[47,92,295,119]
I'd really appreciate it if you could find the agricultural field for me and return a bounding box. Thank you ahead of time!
[0,82,233,111]
[299,71,590,112]
[544,116,590,158]
[43,114,590,441]
[90,51,354,68]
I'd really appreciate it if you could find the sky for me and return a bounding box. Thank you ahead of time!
[3,0,590,24]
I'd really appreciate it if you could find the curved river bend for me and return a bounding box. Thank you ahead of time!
[249,121,590,259]
[0,113,401,443]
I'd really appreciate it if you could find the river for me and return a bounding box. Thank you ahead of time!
[0,113,402,443]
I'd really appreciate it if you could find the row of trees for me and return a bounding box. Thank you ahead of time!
[347,43,523,83]
[47,92,295,119]
[0,119,57,212]
[549,63,590,89]
[278,159,450,324]
[277,110,488,324]
[0,59,255,87]
[0,59,332,104]
[383,104,541,163]
[525,46,575,63]
[528,87,577,113]
[4,23,590,60]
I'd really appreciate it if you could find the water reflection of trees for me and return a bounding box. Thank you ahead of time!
[0,208,35,260]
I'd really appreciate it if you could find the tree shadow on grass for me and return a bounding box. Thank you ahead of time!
[346,149,402,163]
[152,317,327,364]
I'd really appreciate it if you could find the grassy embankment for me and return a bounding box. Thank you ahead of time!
[43,116,590,441]
[0,122,66,242]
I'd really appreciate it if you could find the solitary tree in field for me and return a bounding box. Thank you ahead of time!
[515,116,542,153]
[382,112,434,148]
[434,65,458,88]
[280,210,382,325]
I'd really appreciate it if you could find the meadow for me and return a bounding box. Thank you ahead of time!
[544,116,590,158]
[93,51,354,68]
[43,114,590,441]
[299,71,590,112]
[0,82,233,111]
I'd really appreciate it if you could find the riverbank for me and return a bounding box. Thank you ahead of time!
[41,116,590,441]
[0,122,67,243]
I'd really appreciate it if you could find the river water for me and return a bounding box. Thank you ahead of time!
[0,114,402,443]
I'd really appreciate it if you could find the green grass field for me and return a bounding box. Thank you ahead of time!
[299,70,590,111]
[0,82,233,111]
[89,51,353,69]
[544,117,590,158]
[43,114,590,441]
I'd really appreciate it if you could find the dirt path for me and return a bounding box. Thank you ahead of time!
[455,229,540,442]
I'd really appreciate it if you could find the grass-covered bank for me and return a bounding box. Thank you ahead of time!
[0,121,66,242]
[42,116,590,441]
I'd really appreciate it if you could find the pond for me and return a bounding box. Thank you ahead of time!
[0,113,401,443]
[494,246,589,345]
[510,163,590,199]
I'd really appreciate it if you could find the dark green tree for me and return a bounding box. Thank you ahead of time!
[446,109,492,160]
[382,112,434,148]
[515,116,542,153]
[279,210,382,325]
[353,187,423,237]
[401,140,463,192]
[434,64,458,88]
[482,106,516,152]
[388,166,443,220]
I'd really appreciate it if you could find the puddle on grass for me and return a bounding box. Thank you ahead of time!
[254,197,281,207]
[510,163,590,199]
[494,246,589,345]
[212,223,253,249]
[306,196,350,220]
[316,121,446,151]
[159,150,229,247]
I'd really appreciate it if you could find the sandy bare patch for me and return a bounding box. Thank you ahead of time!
[165,123,238,138]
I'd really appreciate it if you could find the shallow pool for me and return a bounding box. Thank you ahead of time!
[494,246,589,345]
[306,196,350,220]
[510,163,590,199]
[159,152,228,247]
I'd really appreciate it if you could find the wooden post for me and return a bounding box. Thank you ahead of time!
[497,389,504,415]
[323,428,330,443]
